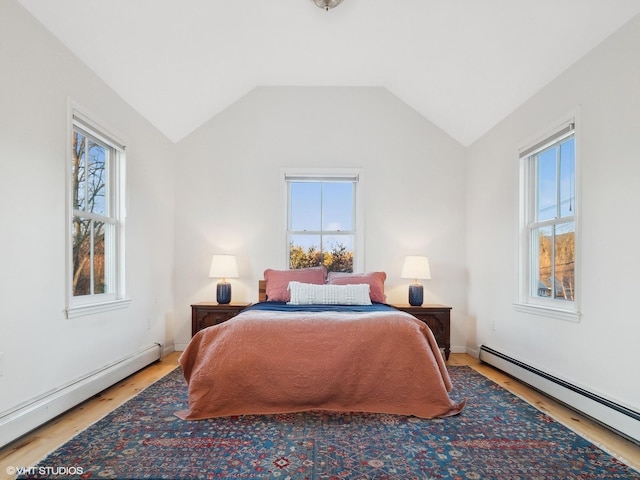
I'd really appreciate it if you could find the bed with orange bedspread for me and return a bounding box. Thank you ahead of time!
[177,302,465,420]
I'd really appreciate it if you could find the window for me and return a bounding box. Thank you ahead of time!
[284,169,362,272]
[66,107,128,318]
[518,118,578,319]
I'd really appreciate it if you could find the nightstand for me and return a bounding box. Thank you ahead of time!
[191,302,251,336]
[393,304,452,360]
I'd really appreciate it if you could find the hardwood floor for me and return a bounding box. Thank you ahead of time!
[1,352,638,479]
[448,354,640,473]
[0,353,180,480]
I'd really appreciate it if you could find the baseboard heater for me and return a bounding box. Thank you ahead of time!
[0,343,161,449]
[479,345,640,444]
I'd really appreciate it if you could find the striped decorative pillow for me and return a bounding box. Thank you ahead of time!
[288,282,372,305]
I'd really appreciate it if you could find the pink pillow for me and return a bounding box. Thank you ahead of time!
[263,266,326,302]
[326,271,387,303]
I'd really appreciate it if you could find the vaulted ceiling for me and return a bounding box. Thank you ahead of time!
[17,0,640,146]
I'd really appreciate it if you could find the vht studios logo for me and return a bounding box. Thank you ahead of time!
[6,465,84,476]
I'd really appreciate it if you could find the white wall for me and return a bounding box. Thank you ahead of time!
[0,1,175,413]
[466,14,640,410]
[7,0,638,435]
[174,86,468,349]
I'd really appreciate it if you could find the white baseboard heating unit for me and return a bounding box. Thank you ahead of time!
[0,343,161,448]
[479,345,640,445]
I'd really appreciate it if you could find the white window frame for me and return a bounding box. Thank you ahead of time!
[281,167,364,272]
[516,114,581,322]
[65,102,129,318]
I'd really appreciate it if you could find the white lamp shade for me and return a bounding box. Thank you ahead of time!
[209,254,239,279]
[400,256,431,281]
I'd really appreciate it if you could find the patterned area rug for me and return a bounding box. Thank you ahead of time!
[19,366,638,479]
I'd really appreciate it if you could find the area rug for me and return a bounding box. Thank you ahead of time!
[19,366,638,479]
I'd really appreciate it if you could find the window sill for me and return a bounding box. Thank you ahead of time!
[513,303,581,323]
[65,299,132,319]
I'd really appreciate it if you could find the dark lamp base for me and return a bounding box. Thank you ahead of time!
[408,284,424,306]
[216,282,232,304]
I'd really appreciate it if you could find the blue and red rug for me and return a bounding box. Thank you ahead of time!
[18,366,639,479]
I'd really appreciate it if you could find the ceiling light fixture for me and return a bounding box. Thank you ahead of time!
[312,0,343,11]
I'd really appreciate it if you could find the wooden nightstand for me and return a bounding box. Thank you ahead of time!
[393,304,452,360]
[191,302,251,336]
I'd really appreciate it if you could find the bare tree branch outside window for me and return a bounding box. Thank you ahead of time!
[72,131,108,296]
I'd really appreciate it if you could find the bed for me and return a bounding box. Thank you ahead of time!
[177,268,465,420]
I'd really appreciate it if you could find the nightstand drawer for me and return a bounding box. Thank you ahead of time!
[191,302,251,336]
[393,304,451,360]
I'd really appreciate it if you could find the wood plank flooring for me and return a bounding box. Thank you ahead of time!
[448,354,640,472]
[0,352,638,479]
[0,353,179,480]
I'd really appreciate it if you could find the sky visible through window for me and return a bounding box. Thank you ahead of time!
[289,181,354,253]
[532,136,575,301]
[72,131,109,296]
[536,137,575,221]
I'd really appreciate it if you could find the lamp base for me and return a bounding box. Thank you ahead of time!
[408,284,423,306]
[216,282,231,304]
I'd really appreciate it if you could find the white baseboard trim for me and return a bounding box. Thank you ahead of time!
[450,345,468,355]
[161,342,175,357]
[0,343,161,448]
[464,344,481,358]
[479,345,640,444]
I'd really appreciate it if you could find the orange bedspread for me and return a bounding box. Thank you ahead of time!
[177,307,465,420]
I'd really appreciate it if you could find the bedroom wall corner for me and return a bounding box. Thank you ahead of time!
[173,86,469,352]
[465,13,640,418]
[0,0,176,442]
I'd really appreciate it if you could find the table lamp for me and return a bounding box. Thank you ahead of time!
[400,255,431,306]
[209,254,239,304]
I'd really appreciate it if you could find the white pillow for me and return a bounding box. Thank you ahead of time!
[288,281,372,305]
